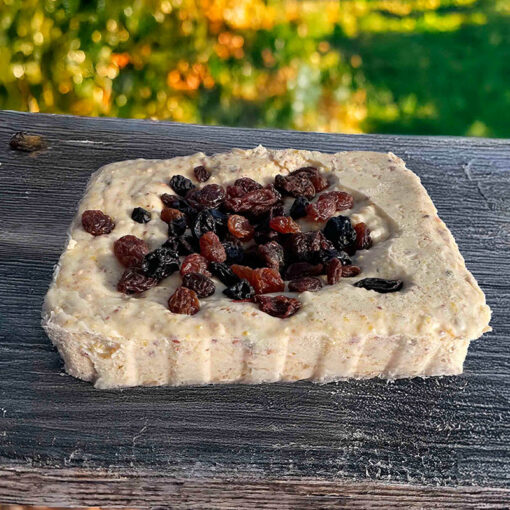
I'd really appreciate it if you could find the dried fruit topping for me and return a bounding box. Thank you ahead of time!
[255,295,301,318]
[288,276,323,293]
[194,165,211,182]
[177,235,200,255]
[223,241,245,264]
[326,258,343,285]
[141,247,179,280]
[342,265,361,277]
[160,207,184,223]
[117,268,158,294]
[274,173,315,199]
[187,184,226,209]
[234,177,263,193]
[82,210,115,236]
[354,278,403,293]
[328,191,354,211]
[160,193,197,218]
[231,265,284,294]
[291,167,329,192]
[316,248,352,266]
[354,222,373,250]
[131,207,152,224]
[323,216,357,251]
[285,261,324,280]
[223,279,255,300]
[180,253,211,277]
[170,174,195,197]
[258,241,285,270]
[306,197,337,223]
[168,287,200,315]
[191,208,227,240]
[228,214,255,241]
[209,262,241,287]
[224,187,279,215]
[200,231,227,262]
[254,228,280,245]
[9,131,45,152]
[289,197,310,220]
[286,231,332,262]
[182,272,216,298]
[113,235,149,268]
[269,216,301,234]
[167,216,187,237]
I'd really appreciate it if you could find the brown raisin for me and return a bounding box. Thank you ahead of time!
[187,184,226,209]
[274,173,315,199]
[194,165,211,182]
[231,265,284,294]
[354,222,373,250]
[224,187,279,215]
[306,197,337,222]
[285,262,324,280]
[342,265,361,277]
[269,216,301,234]
[286,231,332,262]
[180,253,211,277]
[291,167,329,192]
[182,272,215,298]
[234,177,263,193]
[161,207,185,223]
[200,231,227,262]
[113,235,149,268]
[82,210,115,236]
[168,287,200,315]
[117,267,158,294]
[227,215,255,241]
[288,277,323,293]
[258,241,284,270]
[255,295,301,318]
[326,258,343,285]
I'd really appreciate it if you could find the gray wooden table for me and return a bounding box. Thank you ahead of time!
[0,111,509,508]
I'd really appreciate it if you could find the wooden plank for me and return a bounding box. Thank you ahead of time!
[0,111,509,507]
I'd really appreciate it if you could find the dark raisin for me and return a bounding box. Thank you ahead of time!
[180,253,211,277]
[258,241,285,270]
[141,247,179,280]
[187,184,226,209]
[117,267,158,294]
[284,262,323,280]
[326,258,343,285]
[132,207,152,223]
[316,248,352,266]
[192,209,227,240]
[162,236,180,255]
[177,235,200,255]
[234,177,263,193]
[242,245,264,268]
[200,231,227,262]
[231,265,284,294]
[209,262,241,287]
[82,210,115,236]
[323,216,357,251]
[170,174,195,196]
[254,228,280,245]
[288,276,323,293]
[182,272,215,298]
[160,207,184,223]
[255,295,301,318]
[113,235,149,268]
[223,279,255,300]
[286,231,331,262]
[228,214,254,241]
[269,216,300,234]
[161,193,197,218]
[354,222,373,250]
[9,131,45,152]
[291,167,329,192]
[223,241,245,265]
[168,287,200,315]
[194,165,211,182]
[290,197,310,220]
[354,278,403,293]
[274,173,315,199]
[167,216,187,236]
[224,187,279,215]
[342,265,361,277]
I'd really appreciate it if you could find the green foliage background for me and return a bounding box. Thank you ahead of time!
[1,0,509,137]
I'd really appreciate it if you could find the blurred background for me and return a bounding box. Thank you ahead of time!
[1,0,509,137]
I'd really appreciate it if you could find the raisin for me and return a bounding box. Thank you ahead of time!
[254,228,280,245]
[117,267,158,294]
[286,231,331,262]
[167,216,187,237]
[228,215,255,241]
[224,187,279,215]
[285,262,323,280]
[288,276,323,293]
[316,248,352,266]
[141,247,179,280]
[354,222,373,250]
[234,177,263,193]
[326,258,343,285]
[242,245,264,268]
[194,165,211,182]
[209,262,241,287]
[274,173,315,199]
[291,167,329,192]
[161,207,184,223]
[354,278,403,293]
[342,265,362,277]
[223,241,245,264]
[113,235,149,268]
[168,287,200,315]
[290,197,310,220]
[182,272,215,298]
[82,210,115,236]
[161,193,197,218]
[9,131,45,152]
[258,241,284,270]
[131,207,152,224]
[255,295,301,318]
[200,231,227,262]
[231,265,284,294]
[191,209,227,240]
[169,175,195,196]
[323,216,357,251]
[223,279,255,300]
[269,216,301,234]
[164,235,197,256]
[187,184,226,209]
[328,191,354,211]
[306,197,337,222]
[180,253,211,277]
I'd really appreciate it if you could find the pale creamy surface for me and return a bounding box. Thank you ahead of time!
[42,146,492,388]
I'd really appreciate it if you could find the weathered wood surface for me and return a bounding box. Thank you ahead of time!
[0,111,509,507]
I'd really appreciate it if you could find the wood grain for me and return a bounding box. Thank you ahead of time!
[0,111,509,507]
